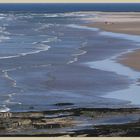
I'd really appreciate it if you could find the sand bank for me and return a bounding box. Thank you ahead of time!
[86,12,140,72]
[86,13,140,35]
[119,50,140,72]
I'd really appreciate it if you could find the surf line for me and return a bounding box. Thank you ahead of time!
[67,41,87,64]
[0,68,23,112]
[0,44,51,60]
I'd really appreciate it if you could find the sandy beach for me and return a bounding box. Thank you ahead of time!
[86,13,140,35]
[86,12,140,72]
[118,50,140,72]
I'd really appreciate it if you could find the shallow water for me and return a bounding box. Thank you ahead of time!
[0,12,139,112]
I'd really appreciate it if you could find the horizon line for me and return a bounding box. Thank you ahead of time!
[0,1,140,4]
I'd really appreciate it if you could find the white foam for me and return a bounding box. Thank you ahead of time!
[32,37,59,45]
[43,14,59,18]
[41,40,50,43]
[0,55,20,59]
[2,70,17,92]
[32,41,38,45]
[0,35,10,42]
[35,24,55,31]
[0,17,5,20]
[58,12,95,18]
[8,93,16,98]
[72,50,87,57]
[0,45,51,60]
[0,69,21,112]
[42,12,87,18]
[67,57,78,64]
[0,27,10,35]
[0,105,10,112]
[20,45,50,56]
[5,99,22,105]
[67,24,99,32]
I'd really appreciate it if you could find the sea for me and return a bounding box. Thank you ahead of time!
[0,3,140,12]
[0,3,140,112]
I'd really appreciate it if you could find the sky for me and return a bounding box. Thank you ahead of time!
[0,0,140,3]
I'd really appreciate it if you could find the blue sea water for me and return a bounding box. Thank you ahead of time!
[0,3,140,112]
[0,3,140,13]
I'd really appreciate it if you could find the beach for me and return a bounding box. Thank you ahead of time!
[0,10,140,136]
[86,12,140,72]
[119,50,140,72]
[86,12,140,35]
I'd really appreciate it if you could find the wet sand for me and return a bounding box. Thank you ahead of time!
[119,50,140,72]
[86,12,140,72]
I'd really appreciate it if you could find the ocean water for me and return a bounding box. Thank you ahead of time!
[0,4,140,112]
[0,3,140,12]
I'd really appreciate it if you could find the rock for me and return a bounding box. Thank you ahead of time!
[0,112,12,118]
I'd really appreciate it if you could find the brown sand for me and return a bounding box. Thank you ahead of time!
[86,13,140,35]
[118,50,140,72]
[85,13,140,71]
[87,22,140,35]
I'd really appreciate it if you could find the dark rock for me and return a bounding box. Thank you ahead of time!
[54,103,74,106]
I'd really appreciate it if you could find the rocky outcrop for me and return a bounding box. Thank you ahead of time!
[0,108,140,136]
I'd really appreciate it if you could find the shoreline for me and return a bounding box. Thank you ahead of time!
[0,12,140,136]
[79,12,140,105]
[85,12,140,36]
[85,12,140,73]
[118,49,140,72]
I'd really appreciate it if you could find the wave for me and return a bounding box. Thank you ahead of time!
[2,70,17,88]
[0,26,11,35]
[0,44,51,60]
[67,51,87,64]
[31,41,51,45]
[67,24,99,31]
[0,69,22,112]
[35,24,60,32]
[5,99,22,105]
[0,17,6,20]
[72,50,87,57]
[13,12,91,19]
[0,54,20,60]
[0,105,10,112]
[20,45,50,56]
[0,35,10,42]
[0,26,11,42]
[42,12,93,18]
[67,57,78,64]
[32,37,60,45]
[29,13,85,18]
[43,14,59,18]
[35,24,54,31]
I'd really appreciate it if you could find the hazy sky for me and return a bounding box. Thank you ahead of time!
[0,0,140,3]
